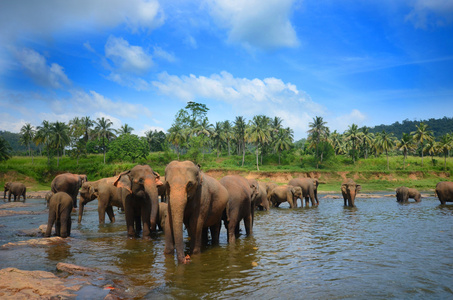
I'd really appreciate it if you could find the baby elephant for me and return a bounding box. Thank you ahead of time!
[396,186,421,203]
[4,182,26,202]
[45,192,73,238]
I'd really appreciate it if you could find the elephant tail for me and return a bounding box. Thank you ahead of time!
[56,201,61,222]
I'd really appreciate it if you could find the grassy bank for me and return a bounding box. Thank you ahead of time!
[0,152,451,192]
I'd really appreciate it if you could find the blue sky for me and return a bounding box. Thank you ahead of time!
[1,0,452,140]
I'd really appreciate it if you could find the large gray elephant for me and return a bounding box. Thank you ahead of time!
[114,165,162,238]
[164,160,229,264]
[396,186,421,203]
[45,192,73,238]
[3,182,26,202]
[435,181,453,205]
[78,177,126,224]
[221,175,254,244]
[269,185,303,208]
[288,178,319,207]
[51,173,87,208]
[253,181,270,211]
[341,179,361,207]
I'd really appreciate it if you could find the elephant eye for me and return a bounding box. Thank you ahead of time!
[138,178,144,185]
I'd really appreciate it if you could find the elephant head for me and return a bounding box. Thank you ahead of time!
[114,165,162,233]
[78,182,99,223]
[291,186,303,201]
[341,179,361,207]
[3,182,11,199]
[164,160,203,264]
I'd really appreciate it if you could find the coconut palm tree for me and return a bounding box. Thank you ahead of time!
[423,140,437,166]
[328,130,343,156]
[20,123,35,162]
[222,120,234,156]
[344,124,361,164]
[437,134,452,171]
[234,116,247,166]
[0,136,12,161]
[396,133,415,169]
[34,120,53,163]
[360,127,374,159]
[308,116,329,168]
[411,122,433,167]
[274,127,293,165]
[94,117,116,164]
[246,115,271,171]
[375,130,395,170]
[117,123,134,136]
[212,121,225,157]
[51,121,70,167]
[167,124,186,160]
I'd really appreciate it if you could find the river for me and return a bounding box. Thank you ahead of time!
[1,194,452,299]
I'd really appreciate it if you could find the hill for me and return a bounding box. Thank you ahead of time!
[369,117,453,139]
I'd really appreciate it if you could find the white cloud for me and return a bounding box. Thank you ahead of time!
[0,113,28,133]
[13,48,71,89]
[153,46,176,62]
[92,112,123,130]
[136,124,166,137]
[152,71,324,139]
[0,0,164,43]
[329,109,367,133]
[105,36,153,75]
[406,0,453,28]
[207,0,299,50]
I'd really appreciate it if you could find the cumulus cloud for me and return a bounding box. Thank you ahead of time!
[207,0,299,50]
[0,0,164,43]
[152,71,324,138]
[406,0,453,28]
[13,48,71,89]
[105,36,153,74]
[329,109,367,133]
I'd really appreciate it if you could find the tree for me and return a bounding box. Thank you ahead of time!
[308,116,329,168]
[144,129,166,152]
[423,140,437,166]
[344,124,360,164]
[167,124,186,160]
[212,122,225,157]
[360,127,374,159]
[437,134,452,171]
[274,127,293,165]
[234,116,247,166]
[0,136,12,161]
[51,121,70,167]
[20,123,35,162]
[94,117,116,164]
[117,123,134,136]
[222,120,234,156]
[107,134,148,163]
[396,133,414,168]
[375,130,395,170]
[34,120,53,163]
[328,130,343,156]
[411,122,433,167]
[246,115,271,171]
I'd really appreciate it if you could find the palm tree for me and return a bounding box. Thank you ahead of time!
[34,120,53,163]
[117,123,134,135]
[222,120,234,156]
[360,127,374,159]
[234,116,247,166]
[308,116,329,169]
[246,115,271,171]
[344,124,361,164]
[94,117,116,164]
[375,130,395,170]
[396,133,414,169]
[328,130,343,156]
[437,134,452,171]
[167,124,186,160]
[411,122,433,167]
[274,127,293,165]
[20,123,35,163]
[0,136,12,161]
[423,140,437,166]
[212,122,225,157]
[51,121,70,167]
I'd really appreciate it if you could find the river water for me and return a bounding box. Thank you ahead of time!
[1,194,452,299]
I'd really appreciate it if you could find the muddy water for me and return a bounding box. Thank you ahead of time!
[1,195,453,299]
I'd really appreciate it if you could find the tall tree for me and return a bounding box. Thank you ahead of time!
[117,124,134,136]
[274,127,293,165]
[307,116,329,168]
[411,122,433,167]
[80,116,94,144]
[20,123,35,162]
[246,115,271,171]
[167,124,186,160]
[51,121,70,167]
[376,130,395,170]
[360,127,374,159]
[396,133,414,168]
[222,120,234,156]
[234,116,247,166]
[212,122,225,158]
[0,136,12,161]
[344,124,360,164]
[34,120,53,163]
[437,134,452,171]
[94,117,116,164]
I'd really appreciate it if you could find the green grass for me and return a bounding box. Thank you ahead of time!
[0,152,451,192]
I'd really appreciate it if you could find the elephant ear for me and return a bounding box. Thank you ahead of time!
[356,184,362,193]
[114,170,132,193]
[341,184,347,194]
[152,171,163,187]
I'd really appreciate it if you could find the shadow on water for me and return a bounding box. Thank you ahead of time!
[1,196,453,299]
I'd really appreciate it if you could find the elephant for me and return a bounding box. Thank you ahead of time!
[288,178,319,207]
[396,186,421,203]
[157,202,168,231]
[158,178,167,202]
[249,180,269,211]
[51,173,88,208]
[164,160,229,264]
[435,181,453,205]
[78,177,126,224]
[3,182,26,202]
[45,192,73,238]
[221,175,254,244]
[114,164,163,238]
[269,185,303,208]
[341,179,361,207]
[45,191,53,207]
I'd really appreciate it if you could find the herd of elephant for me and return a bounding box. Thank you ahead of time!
[3,161,453,264]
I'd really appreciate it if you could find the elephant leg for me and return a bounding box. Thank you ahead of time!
[45,212,56,237]
[244,213,252,236]
[287,194,294,208]
[55,220,61,237]
[8,192,11,202]
[140,204,151,238]
[60,211,71,238]
[210,222,221,245]
[305,196,310,207]
[164,213,175,254]
[105,206,115,223]
[192,217,205,254]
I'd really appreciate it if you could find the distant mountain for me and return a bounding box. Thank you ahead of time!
[369,117,453,139]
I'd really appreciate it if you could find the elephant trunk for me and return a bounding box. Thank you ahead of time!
[349,190,357,207]
[78,197,85,223]
[169,188,188,264]
[144,178,159,232]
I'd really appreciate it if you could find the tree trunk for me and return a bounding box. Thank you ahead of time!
[255,148,259,171]
[241,140,245,167]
